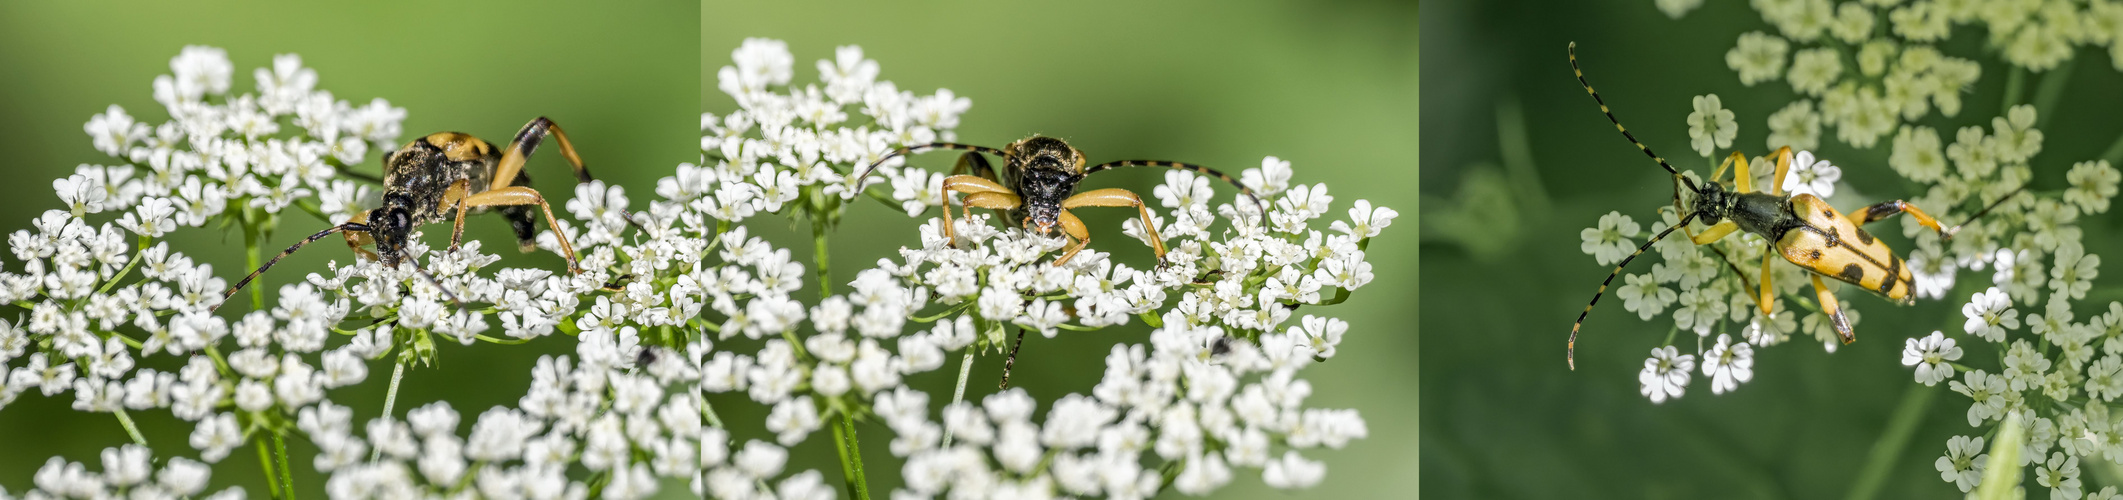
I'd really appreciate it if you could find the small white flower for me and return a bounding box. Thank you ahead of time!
[1687,94,1737,157]
[1580,212,1639,266]
[1779,150,1840,198]
[1702,333,1753,394]
[1901,331,1963,386]
[1936,435,1986,493]
[1638,346,1696,403]
[1725,32,1789,86]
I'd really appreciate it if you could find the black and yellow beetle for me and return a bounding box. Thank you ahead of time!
[1561,43,2021,369]
[217,117,612,310]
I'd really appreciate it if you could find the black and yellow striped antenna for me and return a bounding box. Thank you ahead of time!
[1567,212,1698,370]
[1569,41,1701,194]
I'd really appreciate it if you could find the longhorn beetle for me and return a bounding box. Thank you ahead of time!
[218,117,610,310]
[1562,43,2023,369]
[855,136,1262,266]
[854,135,1264,388]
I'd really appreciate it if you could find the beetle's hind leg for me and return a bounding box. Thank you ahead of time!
[493,117,594,187]
[1811,274,1856,344]
[1846,200,1947,237]
[499,171,541,253]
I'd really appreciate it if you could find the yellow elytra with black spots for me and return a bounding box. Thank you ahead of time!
[1558,41,2019,370]
[1776,194,1915,305]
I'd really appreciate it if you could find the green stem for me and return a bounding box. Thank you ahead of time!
[242,211,266,309]
[255,438,283,499]
[274,432,296,500]
[113,408,147,446]
[382,360,406,418]
[830,413,872,500]
[813,216,833,297]
[371,361,406,462]
[473,334,531,345]
[703,398,725,429]
[95,236,151,296]
[1842,381,1936,500]
[941,349,976,448]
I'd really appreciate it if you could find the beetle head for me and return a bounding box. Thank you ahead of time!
[369,203,415,267]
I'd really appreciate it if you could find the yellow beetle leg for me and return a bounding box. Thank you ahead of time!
[1757,245,1775,316]
[1690,220,1739,245]
[1768,146,1793,196]
[1728,151,1753,193]
[1812,274,1855,344]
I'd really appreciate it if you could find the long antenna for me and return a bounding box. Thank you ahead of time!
[1569,42,1700,194]
[851,142,1007,189]
[1944,184,2029,239]
[1085,160,1266,210]
[217,222,369,312]
[1568,211,1698,370]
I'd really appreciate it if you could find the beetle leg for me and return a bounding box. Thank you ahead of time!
[1052,210,1092,267]
[1061,188,1166,262]
[1757,245,1775,316]
[1812,274,1855,344]
[343,210,380,262]
[941,175,1016,248]
[961,192,1022,227]
[457,186,581,274]
[1690,220,1740,245]
[1711,151,1753,193]
[1846,199,1947,237]
[1768,146,1793,196]
[951,151,1002,182]
[493,117,593,189]
[439,179,472,252]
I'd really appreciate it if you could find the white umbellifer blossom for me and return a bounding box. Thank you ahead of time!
[1639,346,1694,403]
[2,39,1388,500]
[1901,331,1962,387]
[2,46,704,499]
[690,40,1383,498]
[1606,1,2123,496]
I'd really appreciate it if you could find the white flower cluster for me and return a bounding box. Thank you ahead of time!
[1641,7,2123,494]
[695,39,1390,498]
[1584,97,2122,414]
[1,46,705,499]
[11,445,241,499]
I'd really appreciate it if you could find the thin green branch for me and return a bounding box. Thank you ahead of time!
[831,413,872,500]
[274,432,296,500]
[113,408,147,447]
[255,438,282,499]
[94,236,151,296]
[942,348,976,448]
[813,214,833,297]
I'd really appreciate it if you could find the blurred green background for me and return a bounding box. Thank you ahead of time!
[1422,0,2123,498]
[704,0,1417,498]
[0,1,697,496]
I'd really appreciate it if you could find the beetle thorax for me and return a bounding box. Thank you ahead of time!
[1728,191,1793,237]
